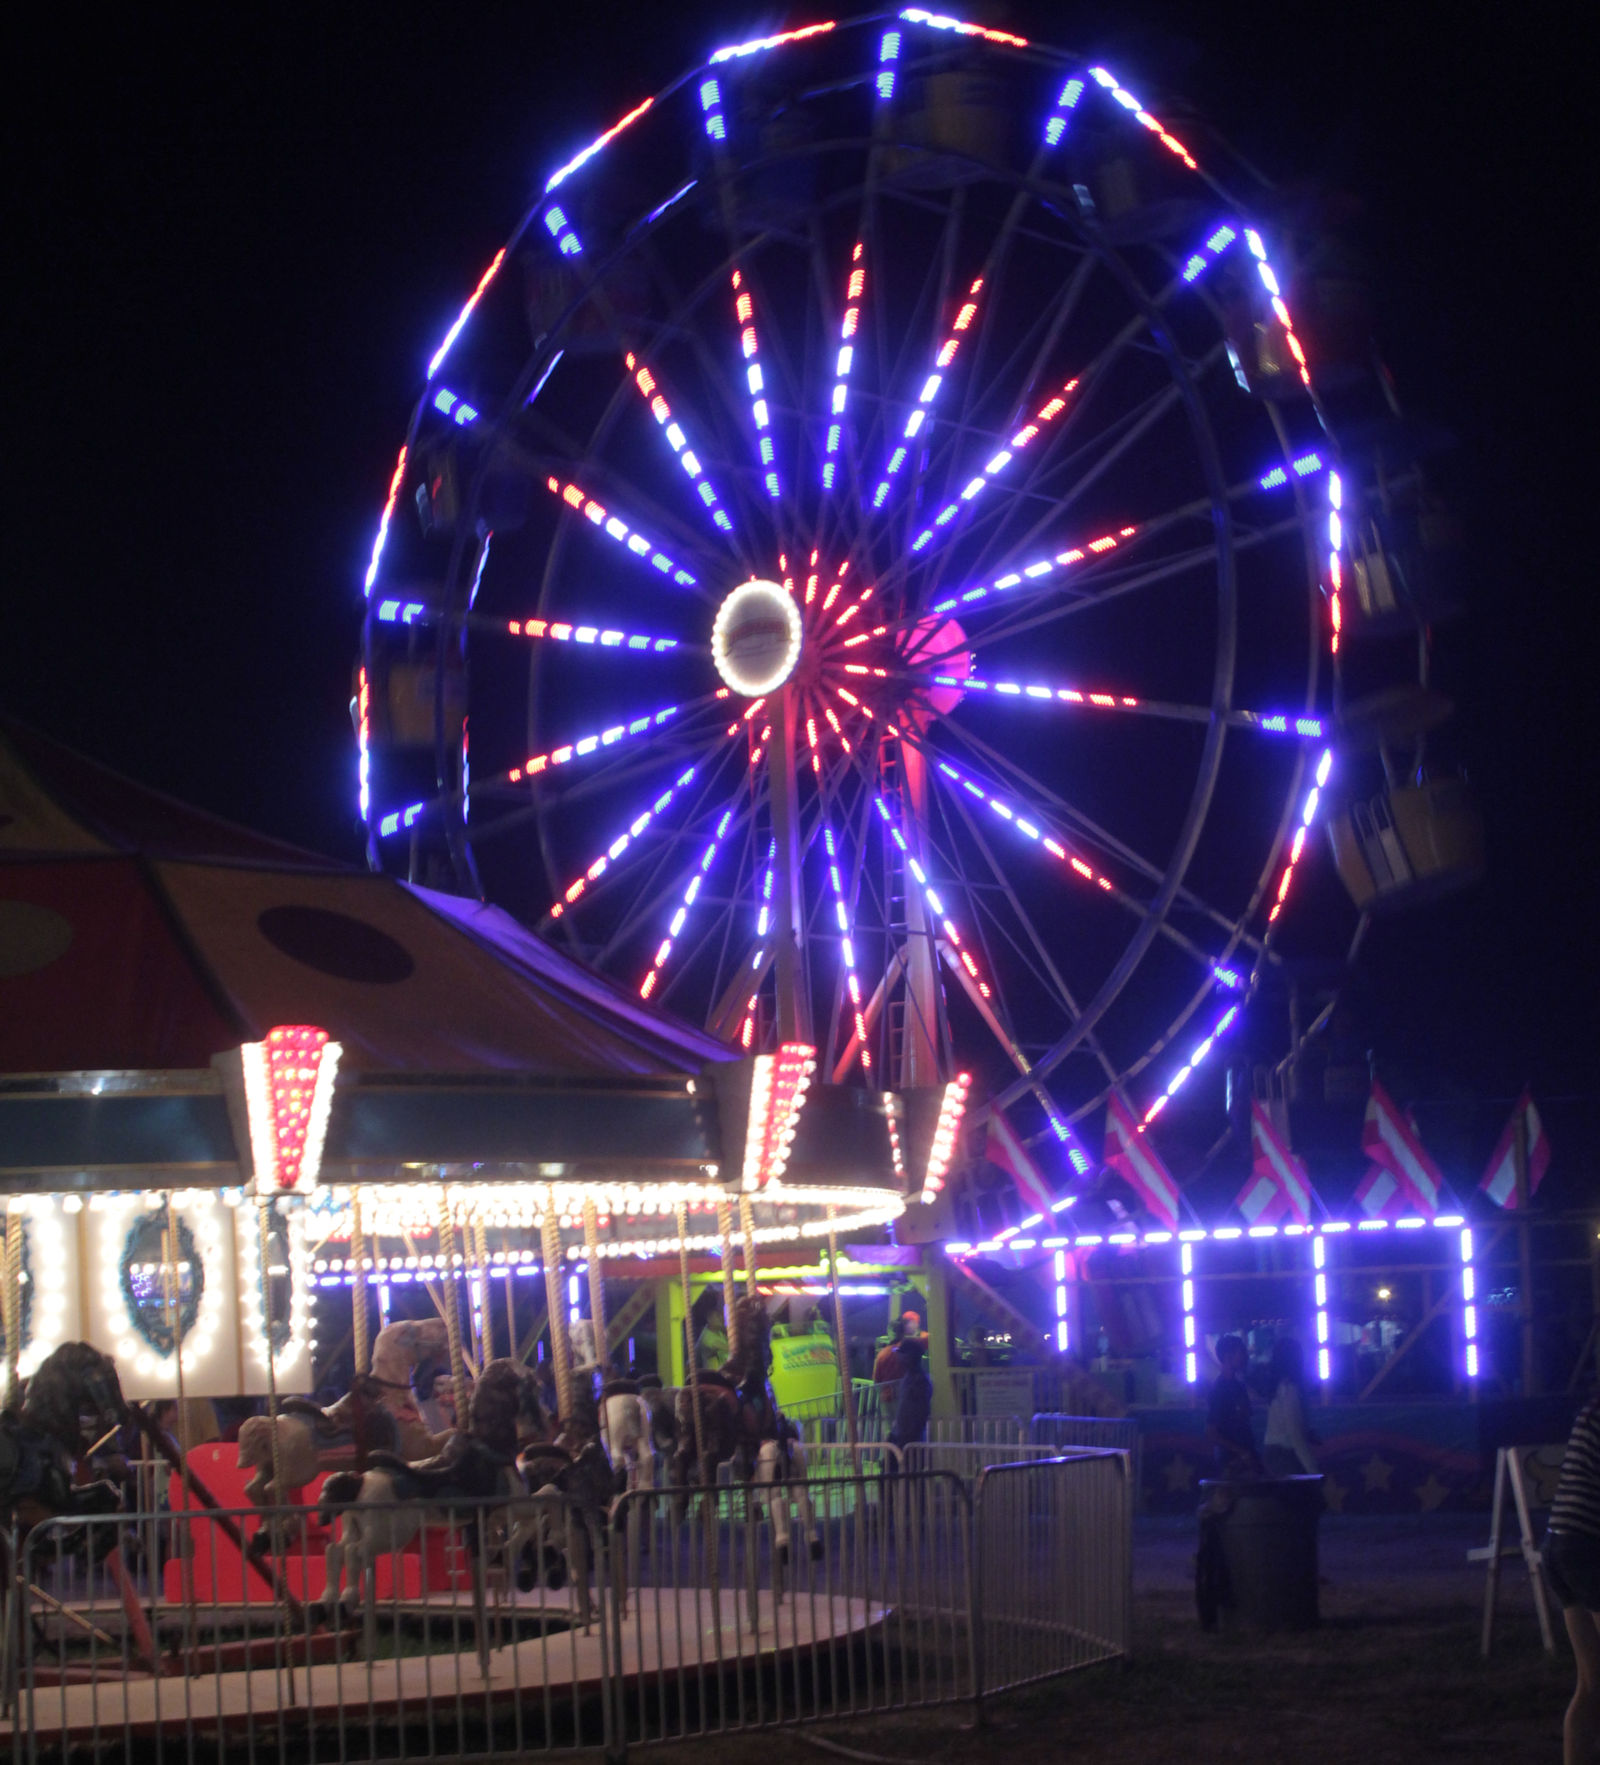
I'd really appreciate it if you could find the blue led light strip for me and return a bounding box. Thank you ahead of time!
[546,760,703,920]
[909,377,1079,554]
[822,243,867,492]
[868,276,985,511]
[873,794,1091,1174]
[543,476,698,587]
[731,270,781,499]
[820,817,872,1073]
[624,354,735,534]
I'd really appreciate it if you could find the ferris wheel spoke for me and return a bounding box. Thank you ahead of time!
[540,473,708,593]
[535,707,753,919]
[910,719,1266,969]
[924,763,1129,1094]
[938,669,1329,742]
[621,352,739,543]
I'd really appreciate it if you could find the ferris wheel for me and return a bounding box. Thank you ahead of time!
[357,13,1344,1171]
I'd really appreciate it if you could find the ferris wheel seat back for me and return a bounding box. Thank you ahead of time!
[363,654,465,749]
[882,70,1017,187]
[1327,776,1483,913]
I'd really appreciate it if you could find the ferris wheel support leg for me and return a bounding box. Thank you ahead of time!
[830,947,908,1084]
[769,689,812,1044]
[938,938,1063,1132]
[895,741,944,1089]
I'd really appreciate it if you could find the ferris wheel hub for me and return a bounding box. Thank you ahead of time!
[711,578,803,697]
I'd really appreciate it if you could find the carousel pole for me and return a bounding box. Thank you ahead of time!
[717,1199,742,1362]
[540,1199,574,1422]
[435,1187,472,1429]
[162,1199,193,1467]
[3,1206,21,1410]
[466,1217,486,1372]
[473,1219,493,1362]
[675,1203,707,1474]
[582,1199,609,1375]
[350,1189,371,1376]
[739,1193,760,1297]
[827,1209,860,1455]
[256,1196,292,1639]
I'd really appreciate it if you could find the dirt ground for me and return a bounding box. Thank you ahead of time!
[664,1513,1563,1763]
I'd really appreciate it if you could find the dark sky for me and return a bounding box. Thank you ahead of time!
[8,5,1594,1139]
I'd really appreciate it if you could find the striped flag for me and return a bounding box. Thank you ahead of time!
[1104,1094,1181,1229]
[1362,1081,1445,1218]
[1479,1090,1551,1210]
[1234,1100,1316,1225]
[985,1107,1056,1217]
[1354,1163,1406,1218]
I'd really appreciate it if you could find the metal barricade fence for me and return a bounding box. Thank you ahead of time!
[608,1468,974,1749]
[4,1453,1129,1760]
[1031,1413,1142,1510]
[973,1452,1133,1695]
[8,1491,612,1765]
[903,1441,1064,1479]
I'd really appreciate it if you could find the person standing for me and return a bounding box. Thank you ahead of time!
[1543,1394,1600,1763]
[888,1338,933,1458]
[1263,1338,1319,1476]
[1205,1334,1263,1477]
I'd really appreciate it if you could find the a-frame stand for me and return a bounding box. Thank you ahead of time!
[1469,1444,1557,1657]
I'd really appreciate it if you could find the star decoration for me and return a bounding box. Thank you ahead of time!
[1416,1472,1450,1512]
[1360,1452,1393,1492]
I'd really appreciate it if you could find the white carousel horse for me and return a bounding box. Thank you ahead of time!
[237,1317,455,1506]
[569,1319,656,1495]
[315,1359,545,1628]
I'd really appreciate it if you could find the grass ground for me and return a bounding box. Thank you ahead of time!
[666,1514,1564,1763]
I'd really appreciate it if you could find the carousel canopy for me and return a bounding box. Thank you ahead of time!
[0,720,745,1189]
[0,718,732,1078]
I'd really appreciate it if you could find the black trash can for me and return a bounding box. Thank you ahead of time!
[1198,1475,1323,1630]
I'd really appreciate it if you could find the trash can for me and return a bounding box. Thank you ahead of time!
[1198,1476,1324,1631]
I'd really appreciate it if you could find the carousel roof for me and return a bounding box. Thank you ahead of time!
[0,718,733,1079]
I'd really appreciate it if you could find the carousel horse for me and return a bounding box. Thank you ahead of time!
[670,1294,820,1567]
[570,1319,656,1496]
[315,1358,546,1627]
[515,1371,629,1629]
[0,1343,128,1542]
[236,1317,455,1511]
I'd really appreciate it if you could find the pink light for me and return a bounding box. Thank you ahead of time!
[545,96,654,193]
[427,248,507,380]
[1087,66,1198,170]
[623,352,734,532]
[869,276,986,509]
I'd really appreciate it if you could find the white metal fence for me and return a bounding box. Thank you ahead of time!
[2,1452,1129,1762]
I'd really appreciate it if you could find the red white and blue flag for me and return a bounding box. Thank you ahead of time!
[1104,1094,1181,1229]
[1234,1101,1316,1225]
[985,1107,1056,1217]
[1360,1081,1445,1218]
[1479,1090,1552,1210]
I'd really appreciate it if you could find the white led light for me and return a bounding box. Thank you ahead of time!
[712,579,803,697]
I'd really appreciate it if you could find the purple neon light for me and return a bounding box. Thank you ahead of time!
[936,672,1325,738]
[543,476,698,586]
[362,446,409,601]
[822,243,866,491]
[933,756,1121,895]
[547,760,702,920]
[544,96,654,193]
[731,270,781,498]
[426,249,507,381]
[1086,66,1199,170]
[739,839,778,1050]
[930,521,1139,615]
[710,21,837,64]
[640,802,742,999]
[624,354,735,533]
[821,818,871,1072]
[873,794,1090,1172]
[909,377,1080,553]
[868,275,985,510]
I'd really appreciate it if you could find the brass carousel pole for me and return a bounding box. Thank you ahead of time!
[540,1198,574,1422]
[349,1189,371,1376]
[675,1203,707,1473]
[435,1188,471,1429]
[716,1199,742,1362]
[3,1207,21,1410]
[582,1199,609,1375]
[827,1208,860,1454]
[739,1193,760,1297]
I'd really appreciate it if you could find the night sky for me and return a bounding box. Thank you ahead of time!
[8,5,1594,1165]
